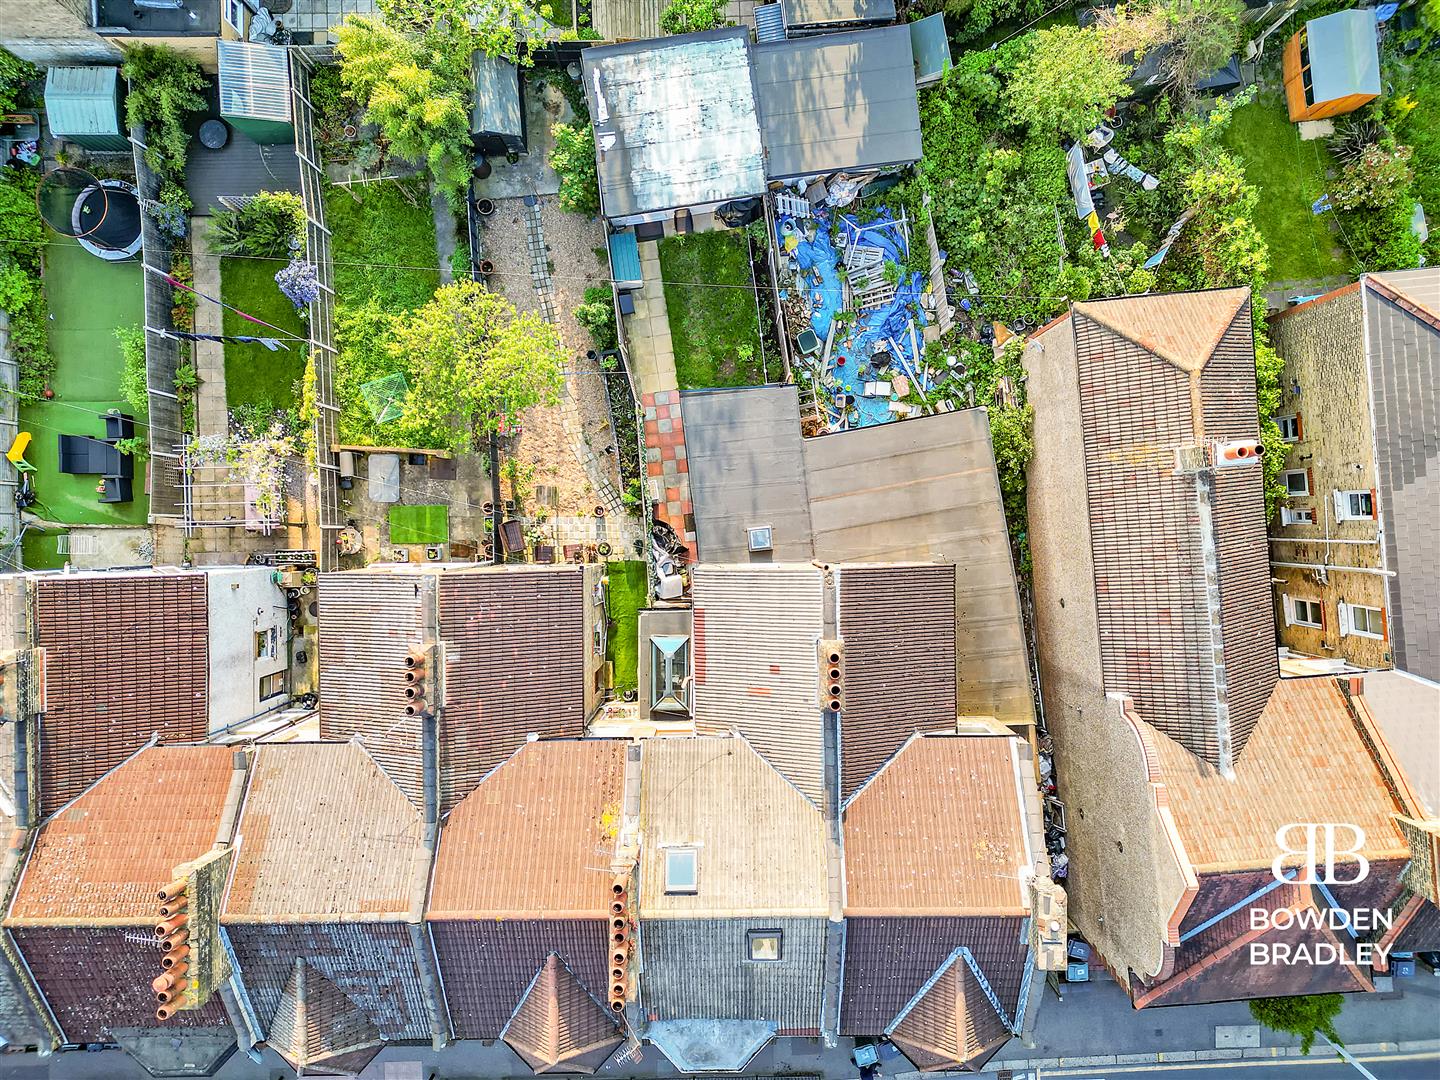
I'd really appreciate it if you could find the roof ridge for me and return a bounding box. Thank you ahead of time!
[1366,274,1440,334]
[1073,288,1248,373]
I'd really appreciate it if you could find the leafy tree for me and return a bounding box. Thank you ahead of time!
[0,49,37,114]
[380,0,544,65]
[0,168,50,393]
[121,45,207,179]
[1162,0,1244,94]
[1249,995,1344,1055]
[1003,26,1130,140]
[388,279,565,451]
[660,0,726,34]
[551,122,600,215]
[990,401,1035,577]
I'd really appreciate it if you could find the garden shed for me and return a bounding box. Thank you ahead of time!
[1282,8,1380,122]
[217,40,294,145]
[780,0,896,36]
[471,52,526,157]
[909,13,951,87]
[43,67,127,152]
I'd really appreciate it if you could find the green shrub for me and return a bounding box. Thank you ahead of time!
[0,168,51,396]
[209,191,306,259]
[575,285,617,351]
[550,122,600,216]
[121,45,207,180]
[0,49,38,114]
[117,325,150,418]
[660,0,726,34]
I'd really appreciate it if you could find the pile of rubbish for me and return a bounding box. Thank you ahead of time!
[774,203,943,431]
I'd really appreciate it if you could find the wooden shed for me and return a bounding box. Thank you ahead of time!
[1282,8,1381,122]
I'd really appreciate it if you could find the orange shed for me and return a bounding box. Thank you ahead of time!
[1282,8,1381,122]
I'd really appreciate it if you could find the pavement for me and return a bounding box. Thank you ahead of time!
[8,969,1438,1080]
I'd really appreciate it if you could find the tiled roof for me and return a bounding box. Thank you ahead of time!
[223,742,427,922]
[33,574,210,817]
[843,736,1031,917]
[1144,677,1408,872]
[429,740,626,920]
[835,564,958,800]
[502,955,623,1074]
[1073,288,1249,372]
[690,565,826,804]
[639,737,827,918]
[1363,270,1440,683]
[1358,669,1440,818]
[1069,293,1277,767]
[8,745,235,924]
[267,958,383,1076]
[887,950,1010,1072]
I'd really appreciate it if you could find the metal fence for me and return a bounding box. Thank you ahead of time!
[288,52,342,571]
[130,123,187,519]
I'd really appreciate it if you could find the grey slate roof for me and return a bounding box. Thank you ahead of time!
[1306,9,1381,104]
[1364,270,1440,683]
[472,51,523,138]
[780,0,896,28]
[583,29,767,220]
[753,26,922,181]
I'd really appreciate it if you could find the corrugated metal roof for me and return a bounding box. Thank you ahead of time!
[639,737,828,918]
[217,40,292,123]
[690,566,826,805]
[1144,676,1410,873]
[430,740,626,920]
[780,0,895,27]
[43,66,123,139]
[583,29,767,220]
[502,954,623,1073]
[33,573,211,817]
[9,745,234,925]
[753,26,922,181]
[843,736,1030,917]
[471,51,522,138]
[802,410,1034,728]
[1364,270,1440,683]
[836,564,958,800]
[608,230,642,286]
[1306,9,1380,104]
[223,743,428,922]
[754,3,787,44]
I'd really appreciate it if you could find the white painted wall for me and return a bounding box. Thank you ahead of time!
[206,567,290,734]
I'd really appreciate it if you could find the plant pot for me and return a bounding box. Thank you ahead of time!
[594,506,606,518]
[343,124,358,139]
[475,197,495,217]
[479,259,495,276]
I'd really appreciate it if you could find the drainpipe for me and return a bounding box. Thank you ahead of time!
[12,704,28,831]
[489,432,502,564]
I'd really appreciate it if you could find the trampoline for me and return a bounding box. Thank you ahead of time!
[37,168,143,261]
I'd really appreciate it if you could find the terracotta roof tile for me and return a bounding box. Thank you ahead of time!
[8,745,235,924]
[223,742,427,922]
[267,958,383,1075]
[502,954,622,1074]
[887,950,1011,1072]
[1073,288,1249,372]
[429,740,626,919]
[1145,677,1408,872]
[844,737,1031,916]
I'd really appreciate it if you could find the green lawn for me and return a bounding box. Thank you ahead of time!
[21,528,69,570]
[323,179,440,312]
[389,504,449,544]
[606,560,647,695]
[220,253,307,414]
[658,231,768,390]
[1221,91,1349,283]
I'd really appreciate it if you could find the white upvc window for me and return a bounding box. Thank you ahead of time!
[1339,602,1385,640]
[1333,489,1376,521]
[224,0,250,32]
[1280,506,1316,526]
[1277,415,1301,442]
[1284,470,1310,496]
[1283,595,1324,629]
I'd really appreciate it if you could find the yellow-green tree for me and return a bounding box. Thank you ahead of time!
[1003,26,1131,140]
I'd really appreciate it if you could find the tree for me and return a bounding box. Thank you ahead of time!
[1162,0,1244,95]
[550,122,600,215]
[120,45,208,179]
[387,279,565,452]
[378,0,544,66]
[0,49,37,115]
[1003,26,1131,140]
[1249,995,1344,1055]
[1332,143,1416,210]
[660,0,727,34]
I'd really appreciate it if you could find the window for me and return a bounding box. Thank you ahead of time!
[1284,596,1324,629]
[1334,490,1376,521]
[1281,506,1316,526]
[664,848,698,894]
[224,0,249,31]
[746,929,783,962]
[1276,415,1301,442]
[259,671,285,700]
[1341,603,1386,640]
[1284,470,1310,496]
[255,627,277,660]
[650,636,690,714]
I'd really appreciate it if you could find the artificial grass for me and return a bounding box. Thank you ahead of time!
[21,528,69,570]
[605,560,647,695]
[17,400,150,525]
[1221,91,1350,283]
[323,179,441,312]
[220,253,307,413]
[41,236,143,399]
[658,231,768,390]
[389,504,450,544]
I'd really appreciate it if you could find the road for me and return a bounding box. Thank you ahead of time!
[1018,1050,1440,1079]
